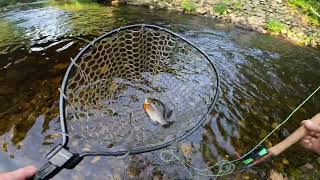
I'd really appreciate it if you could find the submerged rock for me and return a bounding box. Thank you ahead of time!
[127,163,141,177]
[300,163,314,172]
[268,169,286,180]
[179,142,192,159]
[90,156,101,164]
[111,0,127,6]
[282,158,289,166]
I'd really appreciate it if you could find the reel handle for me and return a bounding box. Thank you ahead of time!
[269,113,320,156]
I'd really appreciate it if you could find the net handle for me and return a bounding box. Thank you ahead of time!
[31,145,83,180]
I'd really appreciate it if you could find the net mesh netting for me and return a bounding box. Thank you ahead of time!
[64,25,218,152]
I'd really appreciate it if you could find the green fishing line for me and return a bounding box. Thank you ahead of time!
[160,85,320,177]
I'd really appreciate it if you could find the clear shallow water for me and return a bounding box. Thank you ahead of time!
[0,1,320,179]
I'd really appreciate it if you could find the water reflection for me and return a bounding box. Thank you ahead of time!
[0,1,320,179]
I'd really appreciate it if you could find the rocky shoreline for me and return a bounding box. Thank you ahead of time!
[111,0,320,48]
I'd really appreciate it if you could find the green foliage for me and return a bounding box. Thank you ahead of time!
[180,0,196,12]
[289,0,313,9]
[214,2,227,15]
[265,19,287,32]
[289,0,320,26]
[233,1,244,11]
[47,0,101,11]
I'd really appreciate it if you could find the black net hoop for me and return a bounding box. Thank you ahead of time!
[58,24,220,156]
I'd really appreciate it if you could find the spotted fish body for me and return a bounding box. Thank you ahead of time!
[143,97,173,126]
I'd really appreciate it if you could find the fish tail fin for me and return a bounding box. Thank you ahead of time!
[165,109,173,120]
[162,122,173,128]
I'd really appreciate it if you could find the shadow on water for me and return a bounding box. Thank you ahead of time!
[0,1,320,179]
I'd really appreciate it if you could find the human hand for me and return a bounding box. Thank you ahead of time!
[300,118,320,155]
[0,165,36,180]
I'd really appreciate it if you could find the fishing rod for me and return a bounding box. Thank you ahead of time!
[241,113,320,170]
[160,85,320,178]
[239,85,320,171]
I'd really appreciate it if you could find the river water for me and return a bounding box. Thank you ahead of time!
[0,1,320,179]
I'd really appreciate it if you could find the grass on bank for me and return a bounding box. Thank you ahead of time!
[289,0,320,26]
[233,1,244,11]
[181,0,196,12]
[214,1,227,15]
[265,19,288,33]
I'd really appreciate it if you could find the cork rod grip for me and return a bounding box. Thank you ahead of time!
[269,114,320,156]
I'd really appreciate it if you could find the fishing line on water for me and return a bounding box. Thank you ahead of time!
[0,104,18,118]
[160,84,320,177]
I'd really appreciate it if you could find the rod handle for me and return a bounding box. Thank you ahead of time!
[269,113,320,156]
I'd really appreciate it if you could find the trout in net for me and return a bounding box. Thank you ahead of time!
[143,97,174,127]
